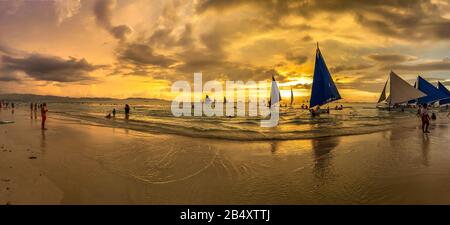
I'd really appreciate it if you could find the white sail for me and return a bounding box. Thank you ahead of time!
[387,71,426,105]
[270,76,280,108]
[377,80,388,103]
[205,96,211,105]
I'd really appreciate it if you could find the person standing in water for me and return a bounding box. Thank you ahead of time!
[112,108,116,117]
[41,103,48,130]
[34,103,38,119]
[421,103,430,133]
[124,104,130,119]
[30,103,34,118]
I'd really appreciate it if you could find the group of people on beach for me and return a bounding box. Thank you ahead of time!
[308,105,344,117]
[0,101,15,114]
[30,102,48,130]
[105,104,130,120]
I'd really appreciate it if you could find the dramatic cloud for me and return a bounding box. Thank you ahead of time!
[330,64,373,73]
[0,44,26,56]
[0,73,22,82]
[117,43,177,68]
[285,53,308,65]
[94,0,133,40]
[1,0,450,99]
[53,0,81,24]
[0,0,24,16]
[1,53,102,82]
[197,0,450,41]
[367,53,417,63]
[386,58,450,72]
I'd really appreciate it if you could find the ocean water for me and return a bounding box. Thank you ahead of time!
[24,99,426,141]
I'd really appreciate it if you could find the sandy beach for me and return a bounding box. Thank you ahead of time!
[1,108,450,204]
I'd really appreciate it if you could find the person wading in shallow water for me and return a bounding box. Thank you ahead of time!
[124,104,130,119]
[41,103,48,130]
[30,103,33,119]
[34,103,38,119]
[421,103,430,133]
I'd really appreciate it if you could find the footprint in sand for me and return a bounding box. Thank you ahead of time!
[29,156,37,159]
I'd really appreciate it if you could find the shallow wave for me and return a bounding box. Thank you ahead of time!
[50,108,401,141]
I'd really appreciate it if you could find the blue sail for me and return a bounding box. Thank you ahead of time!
[438,82,450,105]
[416,76,447,104]
[309,46,341,108]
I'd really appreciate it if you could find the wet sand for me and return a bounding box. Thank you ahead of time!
[1,108,450,204]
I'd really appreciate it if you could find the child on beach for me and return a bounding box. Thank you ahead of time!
[421,104,430,133]
[41,103,48,130]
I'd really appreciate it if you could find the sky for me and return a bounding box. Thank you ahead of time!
[0,0,449,102]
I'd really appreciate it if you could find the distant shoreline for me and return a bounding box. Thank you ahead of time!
[0,93,375,104]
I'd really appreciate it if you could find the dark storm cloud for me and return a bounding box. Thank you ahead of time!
[367,53,417,63]
[1,54,101,82]
[94,0,133,40]
[385,58,450,72]
[117,43,177,68]
[196,0,450,41]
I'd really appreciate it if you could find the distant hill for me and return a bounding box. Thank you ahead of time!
[0,93,169,103]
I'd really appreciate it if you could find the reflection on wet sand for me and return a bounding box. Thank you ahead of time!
[311,137,340,179]
[421,134,430,166]
[41,129,46,151]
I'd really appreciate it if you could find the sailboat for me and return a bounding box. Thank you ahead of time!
[269,75,281,108]
[309,43,341,114]
[438,82,450,106]
[407,76,447,106]
[205,95,211,105]
[377,71,425,110]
